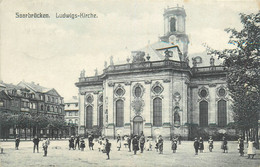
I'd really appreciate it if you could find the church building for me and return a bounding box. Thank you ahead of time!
[75,6,234,139]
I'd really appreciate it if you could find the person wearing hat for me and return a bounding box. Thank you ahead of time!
[105,139,111,160]
[80,137,85,151]
[171,136,178,153]
[139,134,145,153]
[199,137,204,153]
[208,136,214,152]
[42,136,50,157]
[158,135,164,154]
[15,137,20,150]
[132,135,139,155]
[33,136,40,153]
[127,134,132,152]
[75,135,80,150]
[69,136,75,150]
[238,135,244,156]
[194,137,199,155]
[221,136,228,153]
[116,134,121,151]
[88,134,94,150]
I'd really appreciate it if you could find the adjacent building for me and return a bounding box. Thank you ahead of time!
[75,6,235,139]
[64,96,79,136]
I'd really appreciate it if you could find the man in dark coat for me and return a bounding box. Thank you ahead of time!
[139,135,145,153]
[88,134,94,150]
[132,135,139,155]
[33,136,40,153]
[105,139,111,160]
[69,136,75,150]
[75,135,80,150]
[221,136,228,153]
[194,138,199,155]
[158,135,164,154]
[171,137,178,153]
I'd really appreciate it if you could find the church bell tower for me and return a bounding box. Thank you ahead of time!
[160,5,189,61]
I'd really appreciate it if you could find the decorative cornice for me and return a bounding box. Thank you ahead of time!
[93,91,99,94]
[163,79,171,83]
[209,83,217,87]
[124,81,131,86]
[108,82,115,87]
[144,80,152,84]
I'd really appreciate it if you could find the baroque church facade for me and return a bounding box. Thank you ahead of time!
[75,6,234,139]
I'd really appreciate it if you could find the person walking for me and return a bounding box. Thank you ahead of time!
[238,137,244,156]
[117,134,121,151]
[42,136,50,157]
[15,137,20,150]
[105,139,111,160]
[221,136,228,153]
[158,135,164,154]
[199,137,204,153]
[132,135,139,155]
[171,137,178,153]
[247,138,256,159]
[139,134,145,153]
[155,136,159,152]
[69,136,75,150]
[208,136,214,152]
[33,136,40,153]
[194,138,199,155]
[88,134,94,150]
[127,135,132,152]
[80,137,85,151]
[75,135,80,150]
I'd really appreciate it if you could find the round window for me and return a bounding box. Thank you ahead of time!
[153,86,162,94]
[86,96,93,103]
[116,88,123,96]
[135,87,142,97]
[219,88,226,96]
[200,89,208,98]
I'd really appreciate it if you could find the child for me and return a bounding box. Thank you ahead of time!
[15,137,20,150]
[221,136,228,153]
[80,138,85,151]
[98,136,102,152]
[199,137,204,153]
[208,136,214,152]
[171,137,178,153]
[117,134,121,151]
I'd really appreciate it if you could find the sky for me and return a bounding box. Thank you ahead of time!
[0,0,259,101]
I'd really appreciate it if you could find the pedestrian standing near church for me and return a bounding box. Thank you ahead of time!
[171,137,178,153]
[75,135,80,150]
[199,137,204,153]
[33,136,40,153]
[15,137,20,150]
[194,138,199,155]
[98,136,103,152]
[105,139,111,160]
[132,135,139,155]
[88,134,94,150]
[238,137,244,156]
[208,136,214,152]
[127,135,132,152]
[158,135,164,154]
[178,135,182,145]
[80,137,85,151]
[139,134,145,153]
[247,138,256,159]
[69,136,75,150]
[155,136,159,152]
[42,136,50,157]
[221,136,228,153]
[117,134,121,151]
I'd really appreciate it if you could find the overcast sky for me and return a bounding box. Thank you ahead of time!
[0,0,258,100]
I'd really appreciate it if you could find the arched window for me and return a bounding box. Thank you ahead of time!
[99,105,103,127]
[86,106,93,129]
[170,17,176,32]
[116,100,124,127]
[199,100,208,127]
[41,105,44,111]
[153,97,162,126]
[47,106,50,112]
[218,100,227,127]
[75,119,78,125]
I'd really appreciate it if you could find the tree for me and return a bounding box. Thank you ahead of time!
[206,12,260,147]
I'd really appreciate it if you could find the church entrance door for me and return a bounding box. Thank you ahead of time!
[133,116,143,136]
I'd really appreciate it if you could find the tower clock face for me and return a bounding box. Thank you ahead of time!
[169,35,177,44]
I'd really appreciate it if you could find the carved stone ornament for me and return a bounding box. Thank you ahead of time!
[144,80,152,84]
[173,92,181,103]
[163,79,171,83]
[151,81,164,95]
[108,82,115,87]
[131,99,144,115]
[124,81,131,86]
[132,83,145,98]
[93,91,99,94]
[114,84,125,97]
[85,94,94,104]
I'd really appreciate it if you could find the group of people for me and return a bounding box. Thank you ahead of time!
[13,133,257,160]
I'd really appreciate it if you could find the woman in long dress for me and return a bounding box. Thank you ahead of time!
[247,138,256,159]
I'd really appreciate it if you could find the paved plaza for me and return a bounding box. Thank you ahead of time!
[0,139,259,167]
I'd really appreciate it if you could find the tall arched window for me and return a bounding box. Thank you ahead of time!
[116,100,124,127]
[170,17,176,32]
[153,97,162,126]
[199,100,208,127]
[99,105,103,127]
[218,100,227,127]
[86,106,93,129]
